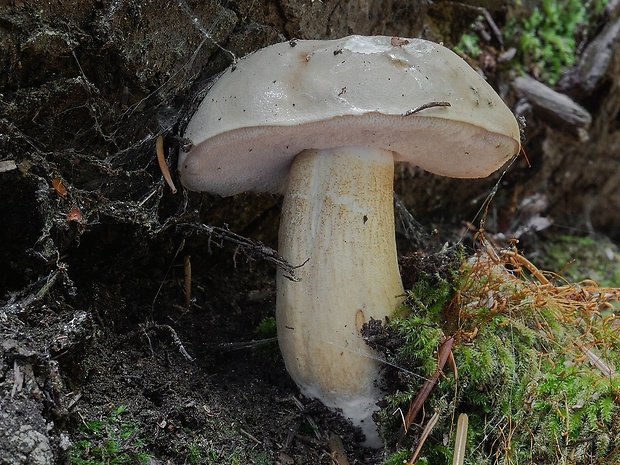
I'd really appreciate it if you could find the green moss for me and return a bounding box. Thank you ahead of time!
[69,405,151,465]
[255,316,277,339]
[504,0,609,85]
[380,253,620,465]
[455,30,482,58]
[536,235,620,288]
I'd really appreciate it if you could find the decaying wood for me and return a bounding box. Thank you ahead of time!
[514,75,592,133]
[577,16,620,93]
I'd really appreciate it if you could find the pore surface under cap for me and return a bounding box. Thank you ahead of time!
[180,35,521,196]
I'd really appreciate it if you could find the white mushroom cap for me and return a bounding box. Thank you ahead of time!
[180,35,520,196]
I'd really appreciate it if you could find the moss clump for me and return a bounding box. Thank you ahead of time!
[255,316,277,339]
[378,243,620,465]
[536,234,620,289]
[69,405,151,465]
[504,0,609,85]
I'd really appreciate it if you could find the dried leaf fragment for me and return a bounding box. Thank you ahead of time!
[52,177,67,197]
[156,135,177,194]
[66,206,82,223]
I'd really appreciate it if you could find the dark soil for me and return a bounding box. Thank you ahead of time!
[1,235,388,464]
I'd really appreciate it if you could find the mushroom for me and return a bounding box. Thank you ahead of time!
[179,35,520,446]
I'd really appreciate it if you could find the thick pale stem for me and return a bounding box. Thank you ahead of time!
[276,146,405,446]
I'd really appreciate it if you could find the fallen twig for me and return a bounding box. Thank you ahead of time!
[399,336,455,442]
[151,324,195,361]
[407,411,440,464]
[178,222,301,281]
[402,101,451,117]
[291,396,322,441]
[1,269,60,314]
[184,255,192,307]
[452,413,468,465]
[239,428,261,445]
